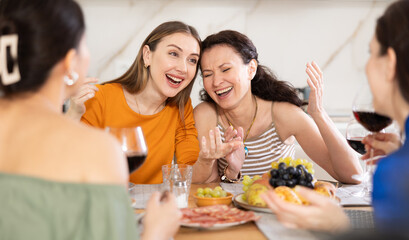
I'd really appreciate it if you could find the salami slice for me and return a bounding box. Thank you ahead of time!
[181,205,260,228]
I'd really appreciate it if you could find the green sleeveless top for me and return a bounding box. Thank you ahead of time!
[0,173,138,240]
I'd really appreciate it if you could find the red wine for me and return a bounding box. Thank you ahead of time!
[127,154,146,173]
[347,137,366,155]
[353,111,392,132]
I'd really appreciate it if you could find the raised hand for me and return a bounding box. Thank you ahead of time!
[224,126,245,177]
[198,127,243,162]
[305,61,324,117]
[66,77,99,120]
[261,186,349,233]
[142,191,182,240]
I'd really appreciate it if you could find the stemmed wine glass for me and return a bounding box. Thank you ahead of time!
[350,83,392,199]
[346,119,370,197]
[106,126,148,188]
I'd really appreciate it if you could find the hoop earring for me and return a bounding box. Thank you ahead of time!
[64,71,79,86]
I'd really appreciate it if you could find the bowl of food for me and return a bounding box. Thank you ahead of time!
[193,186,233,207]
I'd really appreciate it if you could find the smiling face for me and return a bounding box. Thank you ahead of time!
[143,32,200,98]
[201,45,256,110]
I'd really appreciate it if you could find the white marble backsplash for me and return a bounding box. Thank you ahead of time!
[78,0,393,114]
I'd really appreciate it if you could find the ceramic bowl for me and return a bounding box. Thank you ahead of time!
[193,192,233,207]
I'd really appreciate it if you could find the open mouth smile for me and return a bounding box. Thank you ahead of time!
[166,74,184,86]
[215,87,233,97]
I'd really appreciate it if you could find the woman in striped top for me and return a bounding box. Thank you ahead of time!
[194,30,362,183]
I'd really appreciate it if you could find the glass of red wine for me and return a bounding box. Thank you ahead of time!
[106,126,148,174]
[351,83,392,198]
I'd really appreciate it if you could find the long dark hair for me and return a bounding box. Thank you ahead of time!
[199,30,303,107]
[376,0,409,103]
[0,0,85,97]
[107,21,201,122]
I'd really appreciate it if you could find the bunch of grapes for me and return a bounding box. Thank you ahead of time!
[269,162,314,189]
[271,157,314,175]
[242,175,261,192]
[196,186,228,198]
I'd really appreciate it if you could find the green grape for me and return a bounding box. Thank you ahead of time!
[196,188,204,195]
[271,161,279,169]
[242,185,249,192]
[305,162,313,169]
[278,158,285,163]
[243,175,251,181]
[204,194,212,198]
[214,186,223,192]
[211,190,221,198]
[241,194,247,201]
[220,190,227,197]
[197,193,204,198]
[253,175,262,181]
[284,157,291,166]
[295,158,303,166]
[203,187,212,195]
[242,179,252,186]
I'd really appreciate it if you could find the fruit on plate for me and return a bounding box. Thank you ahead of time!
[241,157,336,207]
[245,183,269,207]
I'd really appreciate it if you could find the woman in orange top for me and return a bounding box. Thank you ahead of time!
[67,21,242,184]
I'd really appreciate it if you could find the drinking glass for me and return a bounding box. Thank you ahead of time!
[106,126,148,174]
[351,83,392,198]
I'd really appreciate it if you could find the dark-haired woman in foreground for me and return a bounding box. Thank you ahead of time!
[0,0,179,239]
[194,30,361,183]
[262,0,409,235]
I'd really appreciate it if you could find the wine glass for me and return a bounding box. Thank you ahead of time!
[351,83,392,198]
[346,119,370,197]
[106,126,148,175]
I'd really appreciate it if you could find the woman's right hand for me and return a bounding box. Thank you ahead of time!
[142,192,182,240]
[361,132,401,163]
[65,77,99,120]
[198,127,243,163]
[261,186,350,233]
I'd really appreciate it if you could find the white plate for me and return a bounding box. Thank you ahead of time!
[181,219,249,230]
[233,194,273,213]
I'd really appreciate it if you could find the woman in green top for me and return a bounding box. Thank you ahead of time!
[0,0,180,239]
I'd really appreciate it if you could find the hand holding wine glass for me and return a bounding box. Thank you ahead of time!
[106,126,148,174]
[350,83,392,197]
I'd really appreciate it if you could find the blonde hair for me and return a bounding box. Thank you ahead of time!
[107,21,201,125]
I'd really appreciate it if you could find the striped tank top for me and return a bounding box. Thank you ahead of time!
[217,120,295,177]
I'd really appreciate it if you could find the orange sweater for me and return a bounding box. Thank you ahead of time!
[81,83,199,184]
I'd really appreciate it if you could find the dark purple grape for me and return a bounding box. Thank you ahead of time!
[306,182,314,189]
[282,173,290,180]
[298,180,307,186]
[278,168,286,176]
[276,180,286,187]
[270,169,279,178]
[299,175,306,181]
[278,162,286,169]
[286,166,295,175]
[293,168,301,178]
[269,178,277,187]
[306,173,313,182]
[286,180,296,188]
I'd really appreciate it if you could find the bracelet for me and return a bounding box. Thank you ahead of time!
[220,165,242,183]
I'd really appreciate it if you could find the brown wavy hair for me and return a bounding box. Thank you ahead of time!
[107,21,201,123]
[199,30,303,107]
[376,0,409,103]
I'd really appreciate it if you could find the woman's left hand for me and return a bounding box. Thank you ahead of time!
[198,127,243,162]
[306,61,324,117]
[224,126,245,177]
[261,186,350,233]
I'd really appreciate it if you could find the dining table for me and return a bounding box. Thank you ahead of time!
[133,182,373,240]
